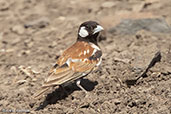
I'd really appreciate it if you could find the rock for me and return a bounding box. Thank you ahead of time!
[26,42,34,48]
[101,1,116,8]
[99,12,158,30]
[145,0,160,4]
[113,99,121,105]
[32,78,37,82]
[109,18,171,35]
[132,2,145,12]
[0,1,9,11]
[11,38,21,44]
[17,80,27,85]
[24,17,50,29]
[18,50,31,56]
[114,57,131,64]
[11,25,25,35]
[48,41,57,48]
[57,16,66,21]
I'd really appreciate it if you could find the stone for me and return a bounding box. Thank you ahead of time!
[11,25,25,35]
[0,1,9,11]
[109,18,171,35]
[101,1,116,8]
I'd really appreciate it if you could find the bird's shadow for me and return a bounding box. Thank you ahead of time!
[35,79,98,111]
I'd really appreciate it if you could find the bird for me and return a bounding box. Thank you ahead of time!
[34,21,104,98]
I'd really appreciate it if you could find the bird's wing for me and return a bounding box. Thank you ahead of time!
[42,59,97,87]
[34,41,102,98]
[42,41,102,87]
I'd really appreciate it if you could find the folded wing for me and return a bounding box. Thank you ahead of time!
[34,41,102,98]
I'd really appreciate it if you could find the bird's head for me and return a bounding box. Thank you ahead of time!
[78,21,104,44]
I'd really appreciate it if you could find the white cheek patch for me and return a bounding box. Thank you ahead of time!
[79,26,89,37]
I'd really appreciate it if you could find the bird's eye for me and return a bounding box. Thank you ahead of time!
[86,25,93,30]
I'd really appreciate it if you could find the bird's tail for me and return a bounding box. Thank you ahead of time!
[33,87,49,99]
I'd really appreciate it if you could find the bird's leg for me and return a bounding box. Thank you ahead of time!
[76,79,88,93]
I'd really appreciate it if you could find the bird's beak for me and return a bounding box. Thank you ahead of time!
[93,25,104,34]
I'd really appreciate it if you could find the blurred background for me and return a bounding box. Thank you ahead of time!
[0,0,171,113]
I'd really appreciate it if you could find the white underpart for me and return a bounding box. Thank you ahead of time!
[96,58,102,66]
[84,50,87,55]
[79,26,89,37]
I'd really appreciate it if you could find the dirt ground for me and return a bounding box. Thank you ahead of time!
[0,0,171,113]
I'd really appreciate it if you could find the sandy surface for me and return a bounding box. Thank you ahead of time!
[0,0,171,113]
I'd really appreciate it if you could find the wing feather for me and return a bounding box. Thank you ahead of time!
[43,65,74,87]
[43,61,96,87]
